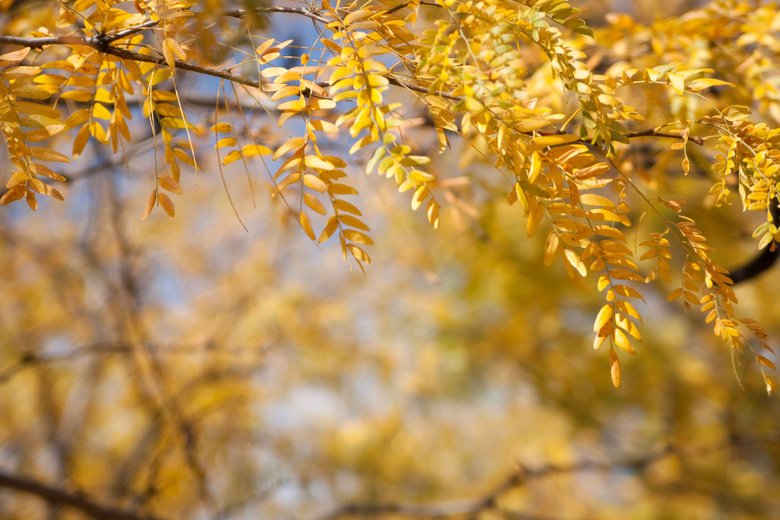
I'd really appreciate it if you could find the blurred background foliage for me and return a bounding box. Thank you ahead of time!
[1,0,780,519]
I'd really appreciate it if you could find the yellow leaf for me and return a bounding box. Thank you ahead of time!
[299,211,315,240]
[29,147,70,163]
[92,103,112,120]
[141,190,156,219]
[687,77,734,92]
[303,174,328,193]
[597,273,611,292]
[222,150,243,165]
[532,133,580,147]
[158,192,175,217]
[255,39,275,56]
[0,186,26,205]
[343,9,371,24]
[766,375,777,395]
[73,124,90,157]
[427,199,440,229]
[756,355,776,370]
[242,144,271,156]
[683,290,700,305]
[158,175,182,194]
[304,155,334,170]
[60,89,93,102]
[328,183,358,195]
[216,137,237,148]
[609,349,621,388]
[274,137,305,160]
[210,122,233,133]
[29,163,66,182]
[411,185,429,210]
[338,215,369,231]
[594,304,613,333]
[333,199,362,215]
[580,193,616,208]
[272,172,302,196]
[318,216,339,243]
[528,151,541,183]
[343,229,374,245]
[667,287,683,301]
[0,47,30,66]
[564,248,587,277]
[13,100,61,119]
[303,192,327,215]
[25,190,37,210]
[526,196,543,237]
[346,243,371,263]
[667,72,685,95]
[614,328,635,355]
[615,300,643,323]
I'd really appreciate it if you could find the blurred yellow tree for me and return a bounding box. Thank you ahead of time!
[1,1,779,519]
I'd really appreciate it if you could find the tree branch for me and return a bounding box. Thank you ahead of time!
[625,128,704,146]
[222,6,331,24]
[318,447,677,520]
[0,468,167,520]
[0,34,262,89]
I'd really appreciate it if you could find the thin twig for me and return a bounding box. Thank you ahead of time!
[222,6,331,24]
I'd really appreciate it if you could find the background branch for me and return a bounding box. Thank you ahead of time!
[0,469,168,520]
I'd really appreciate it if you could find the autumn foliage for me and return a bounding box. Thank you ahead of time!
[1,1,780,518]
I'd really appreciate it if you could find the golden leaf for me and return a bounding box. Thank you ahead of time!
[593,304,613,333]
[0,47,31,66]
[609,348,621,388]
[141,190,156,220]
[346,243,371,263]
[614,326,637,354]
[304,155,334,170]
[242,144,272,156]
[303,192,327,215]
[333,199,362,215]
[564,248,587,277]
[0,186,26,205]
[318,216,339,243]
[222,150,243,165]
[427,199,440,229]
[543,231,560,266]
[157,175,183,194]
[299,211,315,240]
[158,192,175,217]
[411,185,429,210]
[342,229,373,245]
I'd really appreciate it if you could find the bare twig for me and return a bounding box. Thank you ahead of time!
[222,6,331,24]
[626,128,704,146]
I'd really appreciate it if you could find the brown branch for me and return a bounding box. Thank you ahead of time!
[318,448,678,520]
[222,6,331,24]
[0,468,167,520]
[386,74,464,101]
[0,34,262,89]
[319,434,780,520]
[626,128,704,145]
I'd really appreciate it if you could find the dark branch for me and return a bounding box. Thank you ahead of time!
[222,6,331,24]
[729,201,780,284]
[625,128,704,146]
[318,449,675,520]
[0,468,167,520]
[0,34,262,89]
